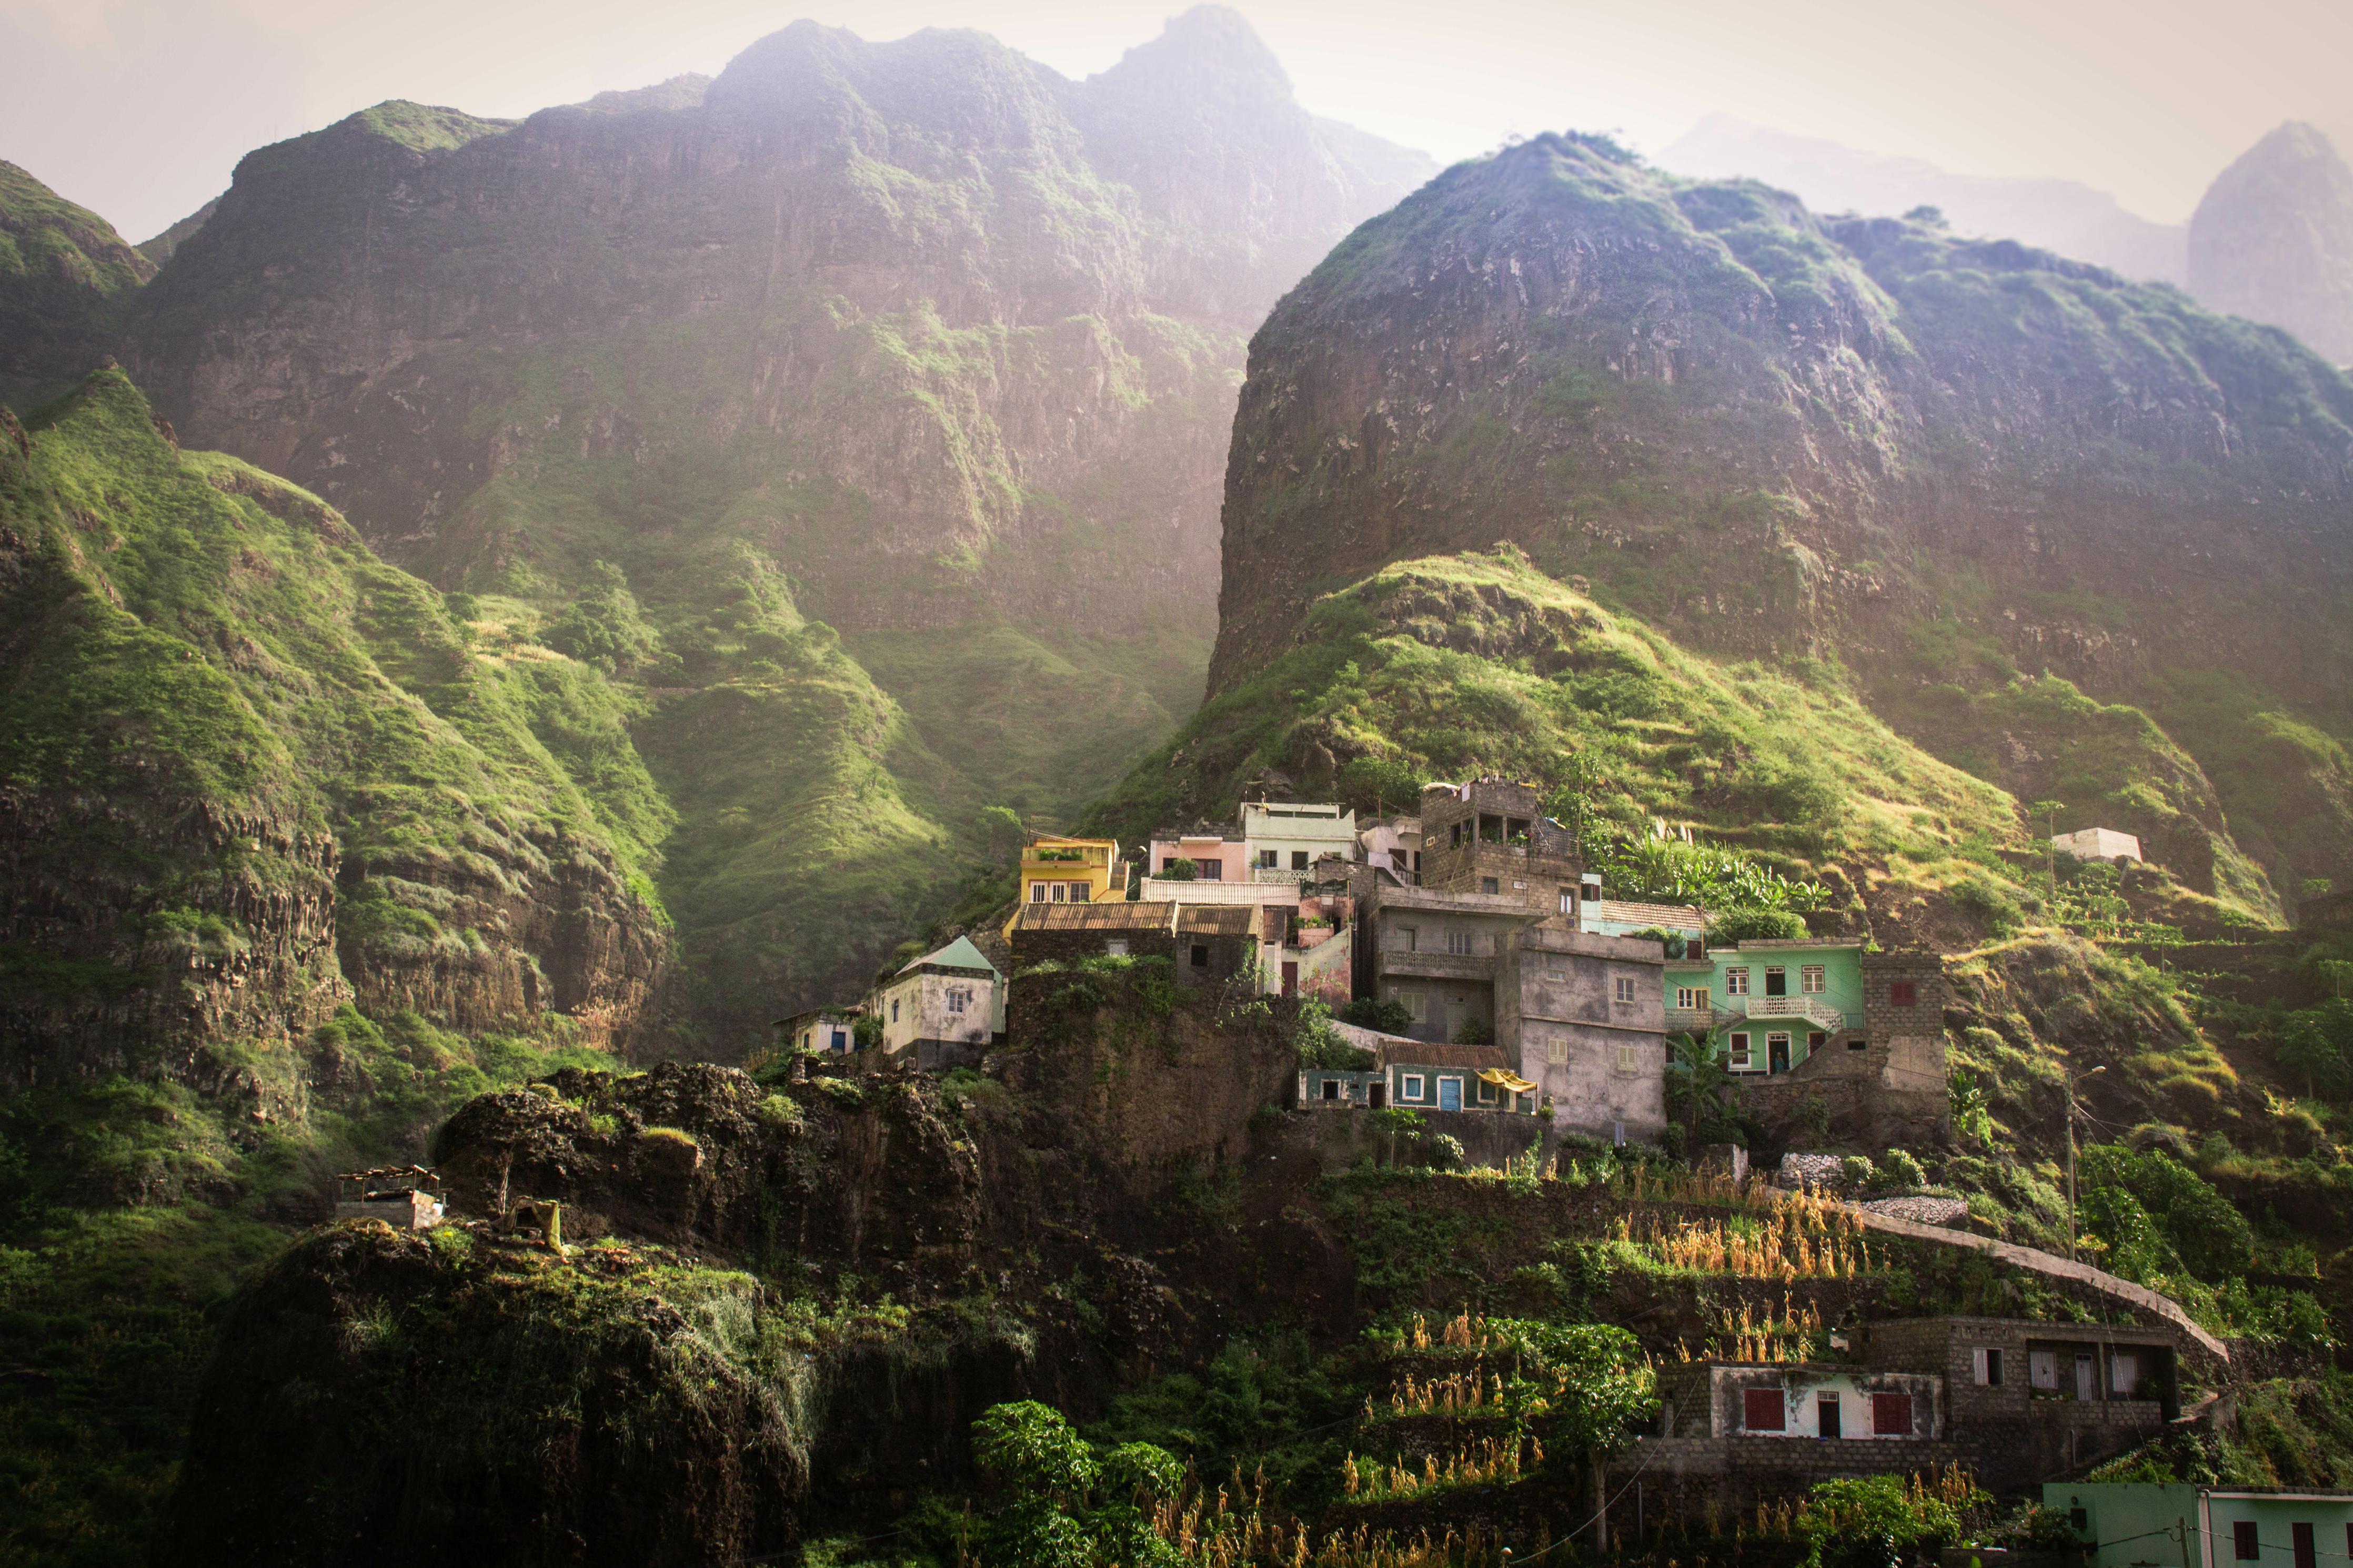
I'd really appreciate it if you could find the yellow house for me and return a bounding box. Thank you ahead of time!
[1005,836,1127,936]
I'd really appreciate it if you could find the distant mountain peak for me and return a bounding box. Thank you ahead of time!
[2189,119,2353,363]
[1098,5,1291,92]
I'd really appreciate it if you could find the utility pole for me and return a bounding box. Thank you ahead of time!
[2066,1064,2106,1261]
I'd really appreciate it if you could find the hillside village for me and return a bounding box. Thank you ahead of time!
[781,777,1953,1157]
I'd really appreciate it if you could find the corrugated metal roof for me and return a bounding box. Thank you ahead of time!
[1378,1043,1513,1070]
[1013,902,1254,935]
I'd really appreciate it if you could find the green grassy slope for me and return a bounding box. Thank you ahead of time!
[1092,545,2025,923]
[1,367,667,1060]
[0,161,153,405]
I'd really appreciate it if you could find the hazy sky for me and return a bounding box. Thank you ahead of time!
[6,0,2349,242]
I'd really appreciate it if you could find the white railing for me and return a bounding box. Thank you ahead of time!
[1726,994,1848,1033]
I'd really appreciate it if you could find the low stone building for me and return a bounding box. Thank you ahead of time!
[1416,778,1583,915]
[1857,1315,2183,1490]
[1009,901,1256,988]
[1618,1314,2192,1515]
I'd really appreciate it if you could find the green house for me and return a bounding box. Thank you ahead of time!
[2045,1482,2353,1568]
[1663,938,1866,1076]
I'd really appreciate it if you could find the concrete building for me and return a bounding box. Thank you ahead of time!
[1359,815,1423,885]
[1657,1360,1943,1441]
[2053,827,2143,864]
[777,1004,864,1056]
[1497,926,1669,1140]
[1240,802,1359,882]
[1352,883,1669,1139]
[1139,862,1358,999]
[869,936,1004,1071]
[1148,824,1245,881]
[1005,835,1129,937]
[2046,1483,2353,1568]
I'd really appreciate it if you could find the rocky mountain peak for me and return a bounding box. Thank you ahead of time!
[1090,5,1294,100]
[2189,119,2353,363]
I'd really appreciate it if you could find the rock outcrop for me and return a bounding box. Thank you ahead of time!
[2190,122,2353,366]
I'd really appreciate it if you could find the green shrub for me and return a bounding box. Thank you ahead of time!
[1339,996,1413,1034]
[1708,907,1808,944]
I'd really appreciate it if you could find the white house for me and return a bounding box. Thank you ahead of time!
[869,936,1003,1071]
[2053,827,2141,863]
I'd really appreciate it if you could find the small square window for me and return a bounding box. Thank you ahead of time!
[1447,929,1474,955]
[1615,1044,1637,1073]
[1614,976,1636,1004]
[1743,1388,1784,1431]
[947,989,968,1014]
[1321,1080,1339,1101]
[1764,965,1787,997]
[1402,1074,1425,1101]
[1725,967,1751,996]
[1546,1040,1566,1065]
[1891,980,1919,1007]
[1291,850,1309,870]
[1190,943,1210,968]
[1031,883,1049,902]
[1105,938,1129,957]
[1871,1393,1912,1435]
[1475,1079,1496,1104]
[1259,849,1278,868]
[1676,987,1697,1009]
[1802,964,1826,994]
[1481,876,1500,894]
[1848,1036,1869,1052]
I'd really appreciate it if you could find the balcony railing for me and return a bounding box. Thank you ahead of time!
[1726,994,1848,1033]
[1251,866,1311,884]
[1376,950,1495,981]
[1665,1005,1727,1034]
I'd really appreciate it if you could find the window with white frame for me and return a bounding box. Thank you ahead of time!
[1546,1039,1567,1065]
[1446,928,1474,956]
[1402,1074,1425,1101]
[1614,976,1636,1004]
[1728,1031,1753,1069]
[1030,882,1049,902]
[1676,986,1697,1010]
[1475,1078,1496,1104]
[948,988,969,1014]
[1802,964,1826,995]
[1725,967,1751,995]
[1615,1044,1637,1073]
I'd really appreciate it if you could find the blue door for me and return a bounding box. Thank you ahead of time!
[1437,1077,1462,1111]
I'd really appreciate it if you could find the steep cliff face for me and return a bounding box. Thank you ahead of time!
[2191,122,2353,367]
[1200,134,2353,903]
[114,8,1431,1030]
[0,368,667,1086]
[0,162,154,406]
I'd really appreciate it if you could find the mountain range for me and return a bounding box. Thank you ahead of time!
[1664,113,2353,366]
[1,6,1433,1053]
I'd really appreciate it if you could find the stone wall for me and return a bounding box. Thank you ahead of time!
[1000,972,1293,1177]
